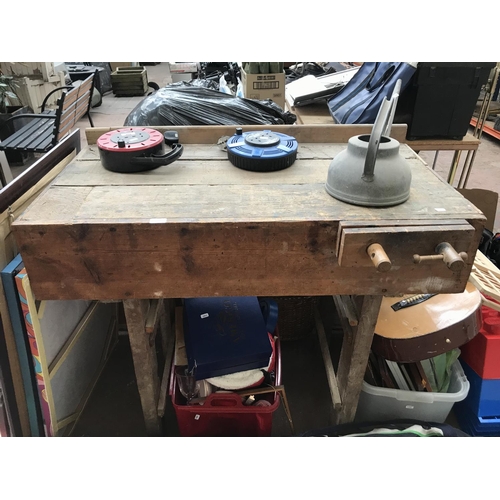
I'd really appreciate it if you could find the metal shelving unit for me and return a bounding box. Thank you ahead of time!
[456,65,500,188]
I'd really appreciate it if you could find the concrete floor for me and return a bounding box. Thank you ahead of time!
[25,62,500,437]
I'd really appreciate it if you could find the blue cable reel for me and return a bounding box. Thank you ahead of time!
[226,128,299,172]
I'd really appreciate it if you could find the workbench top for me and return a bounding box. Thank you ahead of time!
[15,142,481,224]
[12,126,485,301]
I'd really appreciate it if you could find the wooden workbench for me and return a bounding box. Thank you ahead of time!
[11,124,485,435]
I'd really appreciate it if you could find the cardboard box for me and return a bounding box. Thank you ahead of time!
[457,188,498,233]
[241,68,285,109]
[111,66,148,97]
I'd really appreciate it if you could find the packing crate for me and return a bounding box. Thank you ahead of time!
[111,66,148,97]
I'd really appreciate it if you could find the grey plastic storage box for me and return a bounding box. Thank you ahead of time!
[355,360,470,423]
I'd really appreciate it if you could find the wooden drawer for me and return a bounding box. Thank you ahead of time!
[337,220,476,272]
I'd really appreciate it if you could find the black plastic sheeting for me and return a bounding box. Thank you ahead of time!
[124,82,296,126]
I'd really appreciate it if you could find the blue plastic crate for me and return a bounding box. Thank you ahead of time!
[460,361,500,418]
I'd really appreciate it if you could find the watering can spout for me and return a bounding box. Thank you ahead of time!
[325,79,412,207]
[363,80,402,178]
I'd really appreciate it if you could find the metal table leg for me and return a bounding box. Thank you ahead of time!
[447,150,462,185]
[432,151,440,170]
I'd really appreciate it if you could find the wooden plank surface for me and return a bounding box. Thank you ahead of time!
[409,133,480,151]
[55,158,332,185]
[17,180,481,223]
[70,142,352,163]
[287,100,335,125]
[85,124,409,145]
[12,220,479,300]
[16,143,482,223]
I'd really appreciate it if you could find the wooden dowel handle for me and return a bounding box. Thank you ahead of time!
[367,243,392,272]
[413,254,443,264]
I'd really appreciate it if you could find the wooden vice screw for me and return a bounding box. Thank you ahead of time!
[413,242,468,271]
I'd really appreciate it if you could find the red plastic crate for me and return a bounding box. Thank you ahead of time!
[169,335,281,437]
[460,303,500,379]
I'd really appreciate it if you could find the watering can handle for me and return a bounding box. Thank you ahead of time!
[363,79,402,180]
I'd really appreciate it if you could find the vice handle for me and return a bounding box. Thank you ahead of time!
[413,242,468,271]
[367,243,392,272]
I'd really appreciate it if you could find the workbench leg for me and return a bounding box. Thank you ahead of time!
[123,299,162,436]
[335,295,382,425]
[157,299,176,420]
[314,305,342,422]
[159,299,175,359]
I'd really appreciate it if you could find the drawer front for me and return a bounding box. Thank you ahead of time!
[337,222,476,271]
